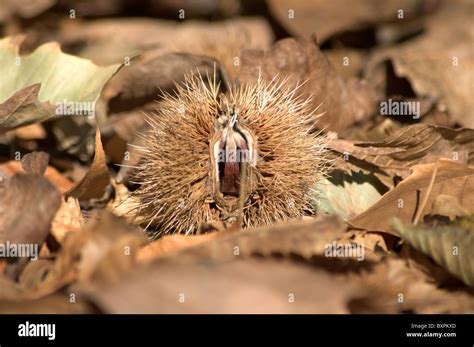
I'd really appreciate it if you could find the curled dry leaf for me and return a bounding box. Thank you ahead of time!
[349,160,474,235]
[238,38,378,131]
[79,258,353,314]
[0,36,121,132]
[66,128,110,201]
[393,219,474,287]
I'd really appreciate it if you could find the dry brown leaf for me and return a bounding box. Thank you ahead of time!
[169,18,274,80]
[42,165,75,195]
[0,0,55,22]
[0,173,61,248]
[79,258,353,313]
[0,294,93,314]
[66,128,110,201]
[238,38,378,131]
[349,257,474,313]
[51,197,84,244]
[1,212,146,302]
[21,151,49,175]
[0,260,6,274]
[67,212,146,285]
[337,117,403,143]
[0,159,77,195]
[349,160,474,235]
[18,259,54,291]
[0,37,121,134]
[52,17,273,66]
[266,0,436,42]
[399,243,463,287]
[103,50,222,114]
[0,84,55,132]
[328,123,474,186]
[315,170,387,220]
[340,229,391,255]
[136,232,225,264]
[156,216,346,264]
[106,109,148,144]
[13,123,47,140]
[393,219,474,287]
[324,48,368,78]
[365,2,474,127]
[0,276,24,300]
[103,108,151,173]
[430,195,470,221]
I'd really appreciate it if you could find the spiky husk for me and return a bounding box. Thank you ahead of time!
[129,73,330,237]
